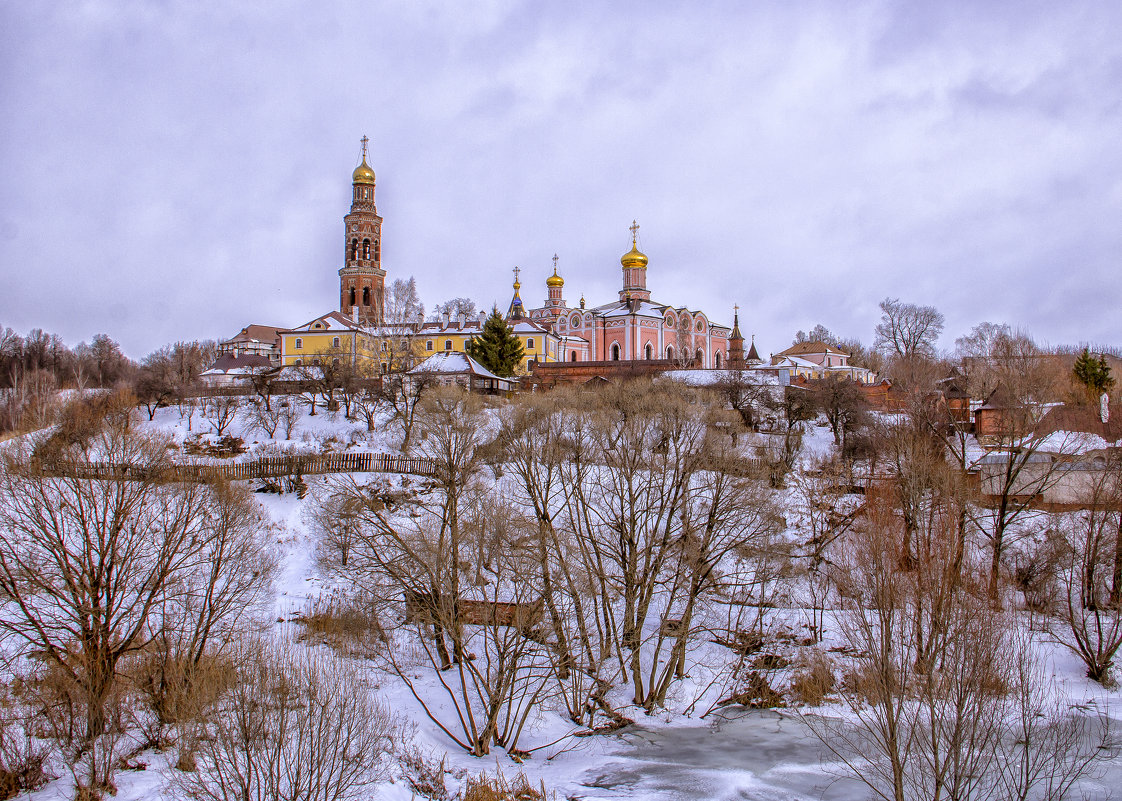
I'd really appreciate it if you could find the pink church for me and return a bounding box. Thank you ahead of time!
[523,223,733,368]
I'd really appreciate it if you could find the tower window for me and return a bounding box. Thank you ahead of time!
[349,287,356,305]
[363,287,370,306]
[363,239,370,259]
[611,343,620,361]
[350,239,358,261]
[374,240,380,260]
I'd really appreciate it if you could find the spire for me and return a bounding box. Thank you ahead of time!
[746,333,761,364]
[352,134,376,185]
[507,266,525,319]
[730,304,743,340]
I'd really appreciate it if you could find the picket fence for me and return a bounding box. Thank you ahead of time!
[44,452,437,482]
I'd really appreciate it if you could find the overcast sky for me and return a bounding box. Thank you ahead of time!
[2,0,1120,360]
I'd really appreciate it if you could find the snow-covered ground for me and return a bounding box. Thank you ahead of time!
[16,398,1122,800]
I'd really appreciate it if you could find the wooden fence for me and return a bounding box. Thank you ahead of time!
[40,452,437,483]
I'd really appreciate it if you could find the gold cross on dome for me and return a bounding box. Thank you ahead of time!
[512,266,520,285]
[734,304,739,315]
[630,220,640,242]
[360,135,369,159]
[552,253,559,270]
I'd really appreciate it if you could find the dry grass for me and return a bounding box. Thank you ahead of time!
[461,768,548,801]
[296,591,387,659]
[788,650,837,706]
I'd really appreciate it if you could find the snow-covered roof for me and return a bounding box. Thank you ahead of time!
[283,310,358,333]
[408,352,505,381]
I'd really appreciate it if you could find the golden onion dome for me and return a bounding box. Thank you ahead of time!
[621,241,648,269]
[546,267,564,288]
[352,158,376,185]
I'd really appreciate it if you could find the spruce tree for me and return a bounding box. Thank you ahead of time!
[1072,347,1115,403]
[465,307,524,377]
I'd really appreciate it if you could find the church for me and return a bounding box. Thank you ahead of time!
[264,139,741,376]
[519,222,734,368]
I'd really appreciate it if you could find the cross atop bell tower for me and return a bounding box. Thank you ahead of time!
[339,135,386,325]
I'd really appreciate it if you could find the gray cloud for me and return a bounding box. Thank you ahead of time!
[1,0,1119,358]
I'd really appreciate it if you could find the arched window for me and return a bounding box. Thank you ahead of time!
[666,346,674,360]
[611,343,620,361]
[362,239,370,259]
[445,340,452,350]
[362,287,370,306]
[312,358,321,365]
[350,239,358,261]
[645,343,652,360]
[696,348,703,365]
[374,240,380,260]
[715,352,721,368]
[349,287,356,306]
[332,336,340,348]
[332,358,340,367]
[571,351,577,362]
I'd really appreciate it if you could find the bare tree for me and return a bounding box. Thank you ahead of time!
[874,297,945,359]
[179,639,396,801]
[0,426,224,796]
[203,394,240,436]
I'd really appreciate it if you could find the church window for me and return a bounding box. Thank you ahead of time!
[350,239,358,261]
[696,348,704,365]
[349,287,356,305]
[715,352,722,368]
[527,338,534,349]
[445,340,452,350]
[645,343,652,360]
[666,345,674,360]
[363,287,370,305]
[611,343,620,361]
[374,240,380,260]
[294,338,302,350]
[332,337,340,348]
[426,340,433,351]
[363,239,370,259]
[571,351,577,362]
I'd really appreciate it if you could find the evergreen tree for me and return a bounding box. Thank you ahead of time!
[1072,347,1115,403]
[465,307,524,377]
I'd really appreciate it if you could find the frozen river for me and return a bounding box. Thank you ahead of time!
[575,710,1121,800]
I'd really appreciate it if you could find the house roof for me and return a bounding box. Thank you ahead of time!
[408,352,507,382]
[776,341,847,358]
[201,354,274,375]
[283,310,358,333]
[222,324,283,346]
[1033,403,1122,444]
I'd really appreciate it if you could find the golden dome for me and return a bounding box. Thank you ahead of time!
[621,242,648,269]
[546,267,564,288]
[352,158,376,185]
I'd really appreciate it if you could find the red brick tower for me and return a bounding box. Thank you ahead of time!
[728,305,745,369]
[339,136,385,324]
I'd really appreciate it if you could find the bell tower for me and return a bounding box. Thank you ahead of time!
[339,135,386,325]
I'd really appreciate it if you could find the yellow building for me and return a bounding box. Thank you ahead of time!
[279,310,379,369]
